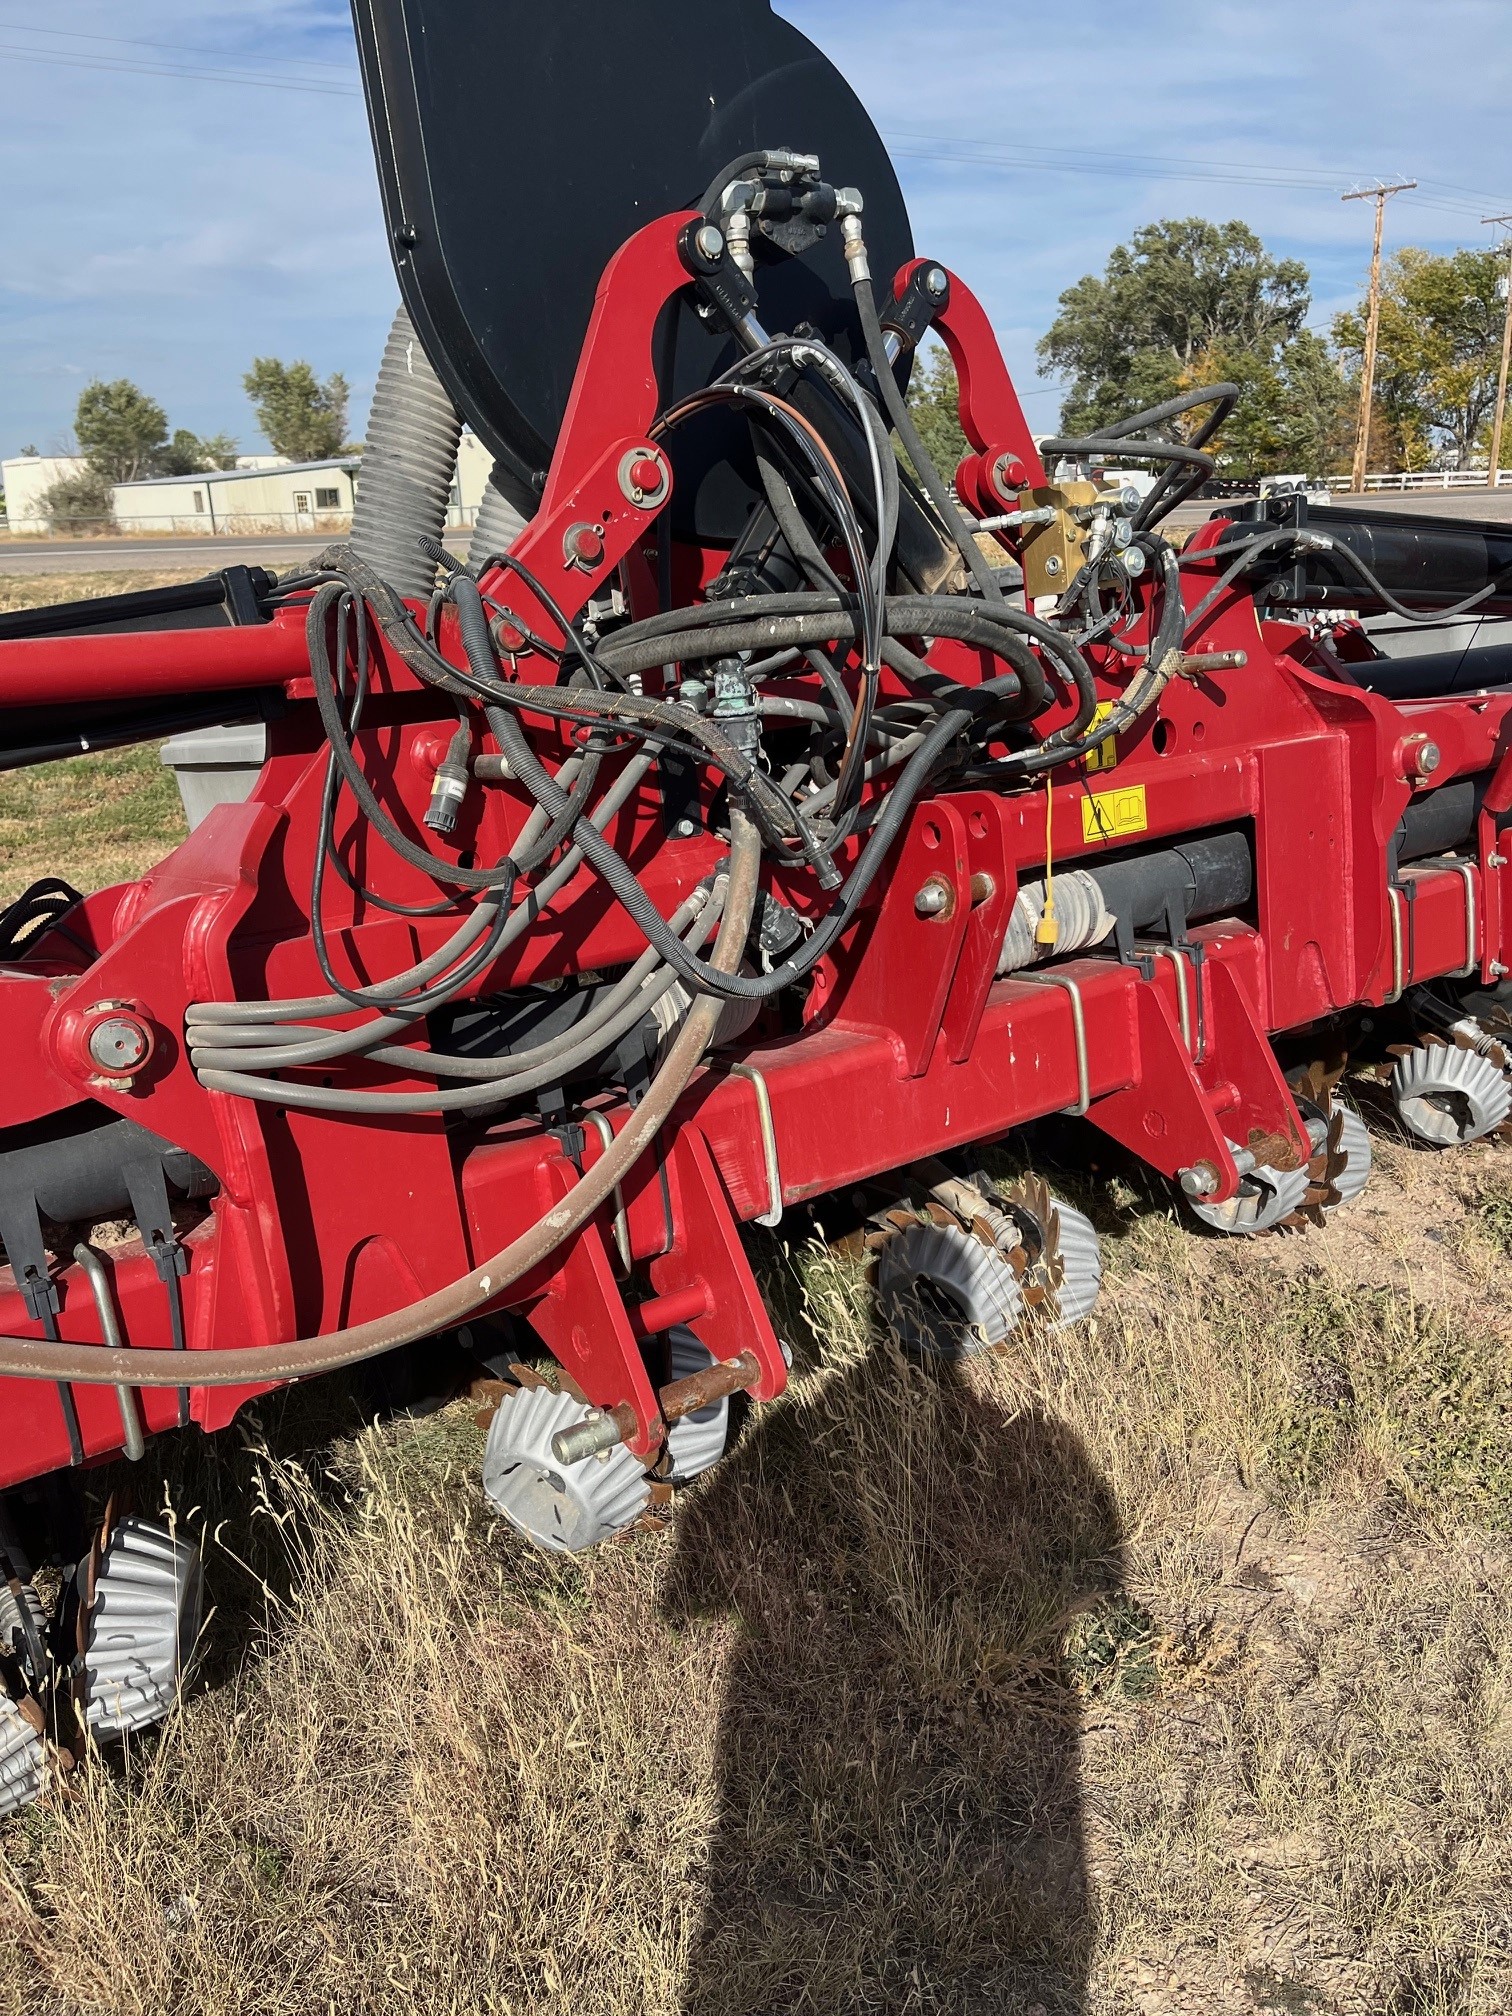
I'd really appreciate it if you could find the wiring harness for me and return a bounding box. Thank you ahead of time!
[185,308,1187,1121]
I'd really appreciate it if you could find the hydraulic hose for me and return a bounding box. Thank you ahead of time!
[0,807,763,1390]
[850,270,1004,606]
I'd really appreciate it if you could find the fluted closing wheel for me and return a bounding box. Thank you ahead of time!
[80,1516,204,1740]
[1332,1104,1373,1205]
[482,1385,651,1553]
[876,1219,1024,1360]
[1392,1042,1512,1147]
[1188,1158,1312,1238]
[0,1689,47,1819]
[663,1329,732,1484]
[1042,1199,1103,1328]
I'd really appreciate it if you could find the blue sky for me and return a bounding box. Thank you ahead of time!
[3,0,1511,456]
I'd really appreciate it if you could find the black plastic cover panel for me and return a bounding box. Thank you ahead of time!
[352,0,913,522]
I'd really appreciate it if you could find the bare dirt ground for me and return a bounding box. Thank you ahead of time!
[0,575,1507,2015]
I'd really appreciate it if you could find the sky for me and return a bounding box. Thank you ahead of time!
[3,0,1511,457]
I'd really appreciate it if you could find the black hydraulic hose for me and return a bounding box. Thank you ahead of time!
[308,585,520,894]
[1041,383,1240,532]
[1000,539,1185,776]
[698,150,775,217]
[594,595,1062,716]
[446,567,981,1004]
[191,751,658,1054]
[1277,532,1512,626]
[851,271,1005,606]
[1180,526,1316,635]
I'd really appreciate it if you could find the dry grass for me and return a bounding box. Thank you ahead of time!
[0,1134,1507,2016]
[0,576,1508,2013]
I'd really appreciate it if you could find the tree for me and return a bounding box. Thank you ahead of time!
[1185,331,1352,478]
[74,378,169,483]
[243,358,349,461]
[36,465,115,532]
[905,343,967,480]
[158,429,239,475]
[1038,218,1311,437]
[1333,247,1505,467]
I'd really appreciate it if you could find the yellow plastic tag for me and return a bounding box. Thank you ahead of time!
[1081,784,1148,844]
[1083,701,1118,773]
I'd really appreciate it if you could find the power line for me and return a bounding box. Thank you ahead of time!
[0,44,361,97]
[886,128,1503,222]
[0,18,353,75]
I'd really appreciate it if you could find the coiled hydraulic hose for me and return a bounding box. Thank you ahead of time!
[0,809,763,1389]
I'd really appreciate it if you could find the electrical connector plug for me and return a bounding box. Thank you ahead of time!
[425,719,473,836]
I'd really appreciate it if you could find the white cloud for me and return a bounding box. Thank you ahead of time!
[2,0,1509,449]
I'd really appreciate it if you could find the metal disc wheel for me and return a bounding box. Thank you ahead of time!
[1188,1153,1311,1238]
[79,1516,204,1741]
[1286,1079,1373,1226]
[995,1174,1103,1330]
[876,1218,1024,1360]
[482,1384,651,1553]
[875,1171,1103,1357]
[1391,1040,1512,1147]
[0,1688,47,1820]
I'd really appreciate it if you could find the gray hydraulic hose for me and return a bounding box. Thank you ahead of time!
[0,808,763,1389]
[350,305,463,601]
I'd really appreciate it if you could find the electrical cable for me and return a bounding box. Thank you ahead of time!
[0,811,764,1391]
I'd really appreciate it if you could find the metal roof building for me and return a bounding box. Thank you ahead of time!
[110,457,361,535]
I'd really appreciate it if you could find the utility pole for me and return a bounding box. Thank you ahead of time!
[1483,213,1512,489]
[1342,179,1417,491]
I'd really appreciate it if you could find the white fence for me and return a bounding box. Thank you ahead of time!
[1326,470,1512,494]
[0,504,481,541]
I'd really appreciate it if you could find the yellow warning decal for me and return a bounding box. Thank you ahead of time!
[1083,701,1118,773]
[1081,783,1148,843]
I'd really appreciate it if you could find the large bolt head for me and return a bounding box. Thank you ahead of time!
[86,1014,151,1074]
[924,265,949,299]
[693,223,725,263]
[562,522,606,570]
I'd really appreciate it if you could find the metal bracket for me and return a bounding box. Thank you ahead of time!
[1014,972,1091,1115]
[1450,860,1479,978]
[727,1062,783,1227]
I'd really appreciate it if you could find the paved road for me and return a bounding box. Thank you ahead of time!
[0,534,332,578]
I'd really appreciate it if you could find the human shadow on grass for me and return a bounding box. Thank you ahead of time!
[666,1340,1126,2016]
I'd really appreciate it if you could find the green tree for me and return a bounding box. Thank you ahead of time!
[36,465,115,531]
[243,358,349,461]
[1038,218,1312,436]
[1333,246,1505,467]
[905,343,967,480]
[74,378,169,483]
[158,428,240,475]
[1191,331,1353,478]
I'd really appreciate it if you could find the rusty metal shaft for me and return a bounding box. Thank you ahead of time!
[551,1349,761,1465]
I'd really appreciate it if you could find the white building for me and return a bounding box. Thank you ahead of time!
[453,429,494,525]
[110,457,360,534]
[3,427,502,538]
[1,455,89,534]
